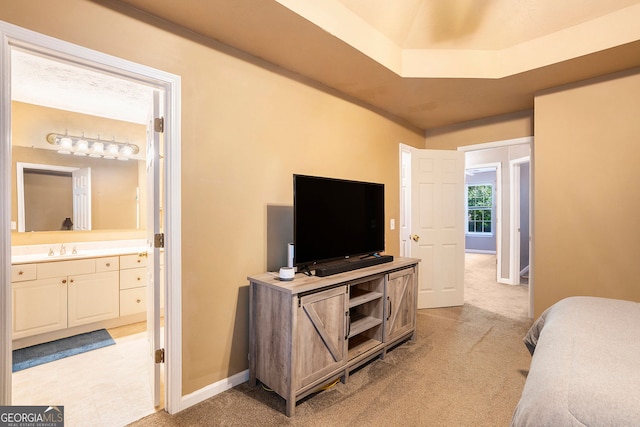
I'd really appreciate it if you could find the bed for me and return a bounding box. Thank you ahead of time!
[511,296,640,426]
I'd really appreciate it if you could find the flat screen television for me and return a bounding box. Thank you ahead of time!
[293,174,386,270]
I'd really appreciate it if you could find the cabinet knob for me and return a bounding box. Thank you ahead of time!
[61,279,67,284]
[106,262,111,267]
[136,299,141,303]
[137,259,141,263]
[18,271,24,275]
[70,279,74,284]
[137,277,141,281]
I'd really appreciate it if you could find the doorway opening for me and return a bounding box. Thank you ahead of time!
[10,47,161,425]
[1,21,182,418]
[399,137,532,317]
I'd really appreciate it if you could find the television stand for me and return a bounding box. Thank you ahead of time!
[314,255,393,277]
[248,257,419,416]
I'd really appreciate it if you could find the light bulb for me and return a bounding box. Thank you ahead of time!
[119,145,133,160]
[104,143,119,159]
[90,142,104,157]
[74,139,88,156]
[58,137,72,154]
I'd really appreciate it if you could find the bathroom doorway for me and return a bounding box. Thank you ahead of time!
[0,21,182,418]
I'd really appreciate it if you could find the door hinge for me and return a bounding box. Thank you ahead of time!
[154,233,165,248]
[155,348,165,364]
[154,117,164,133]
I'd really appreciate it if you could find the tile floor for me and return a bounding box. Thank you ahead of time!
[12,327,160,427]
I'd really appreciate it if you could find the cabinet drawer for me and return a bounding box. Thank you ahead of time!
[11,264,36,282]
[120,287,146,316]
[37,258,95,279]
[96,256,119,272]
[120,253,147,269]
[120,267,147,290]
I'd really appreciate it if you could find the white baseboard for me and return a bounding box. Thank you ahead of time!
[465,249,496,254]
[178,369,249,412]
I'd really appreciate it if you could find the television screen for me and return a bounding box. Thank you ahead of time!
[293,174,385,267]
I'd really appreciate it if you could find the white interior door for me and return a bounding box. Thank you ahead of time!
[411,149,465,308]
[146,90,161,407]
[72,167,91,230]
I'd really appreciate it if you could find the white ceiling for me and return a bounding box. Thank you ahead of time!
[337,0,640,50]
[11,49,152,124]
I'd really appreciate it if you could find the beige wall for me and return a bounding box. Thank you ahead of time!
[0,0,424,395]
[11,102,145,244]
[533,68,640,317]
[424,110,533,150]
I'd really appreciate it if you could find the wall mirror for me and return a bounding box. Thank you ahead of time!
[17,162,88,232]
[13,146,144,233]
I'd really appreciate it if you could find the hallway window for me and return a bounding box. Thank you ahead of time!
[467,184,493,234]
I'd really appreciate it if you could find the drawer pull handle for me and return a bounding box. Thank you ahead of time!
[70,279,74,284]
[106,263,111,267]
[137,259,141,263]
[18,271,24,275]
[136,299,141,303]
[137,277,141,281]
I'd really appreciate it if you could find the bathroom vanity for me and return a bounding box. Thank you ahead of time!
[11,242,150,349]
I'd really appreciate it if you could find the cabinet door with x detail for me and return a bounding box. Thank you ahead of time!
[294,286,347,391]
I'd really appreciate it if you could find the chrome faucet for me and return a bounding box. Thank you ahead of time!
[59,244,66,256]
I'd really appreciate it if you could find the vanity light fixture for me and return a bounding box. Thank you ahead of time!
[46,132,140,160]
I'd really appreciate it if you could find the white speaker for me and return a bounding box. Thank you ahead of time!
[279,267,295,281]
[287,243,294,268]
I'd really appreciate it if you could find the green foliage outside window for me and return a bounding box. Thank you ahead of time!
[467,184,492,233]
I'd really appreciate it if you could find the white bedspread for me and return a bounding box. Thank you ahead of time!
[511,296,640,426]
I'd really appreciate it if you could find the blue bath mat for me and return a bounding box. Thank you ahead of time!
[12,329,115,372]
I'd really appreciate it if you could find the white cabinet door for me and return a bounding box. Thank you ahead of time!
[67,271,119,327]
[12,277,67,339]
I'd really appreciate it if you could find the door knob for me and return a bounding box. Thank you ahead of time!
[410,234,420,242]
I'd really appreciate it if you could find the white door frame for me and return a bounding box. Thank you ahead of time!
[509,156,530,287]
[399,145,412,257]
[0,21,183,413]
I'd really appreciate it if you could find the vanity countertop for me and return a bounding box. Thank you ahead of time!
[11,241,148,265]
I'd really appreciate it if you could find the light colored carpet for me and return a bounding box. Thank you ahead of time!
[464,253,530,321]
[129,253,532,426]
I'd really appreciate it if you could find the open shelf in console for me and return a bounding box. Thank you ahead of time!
[347,275,384,359]
[348,313,382,338]
[348,332,382,359]
[349,287,383,308]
